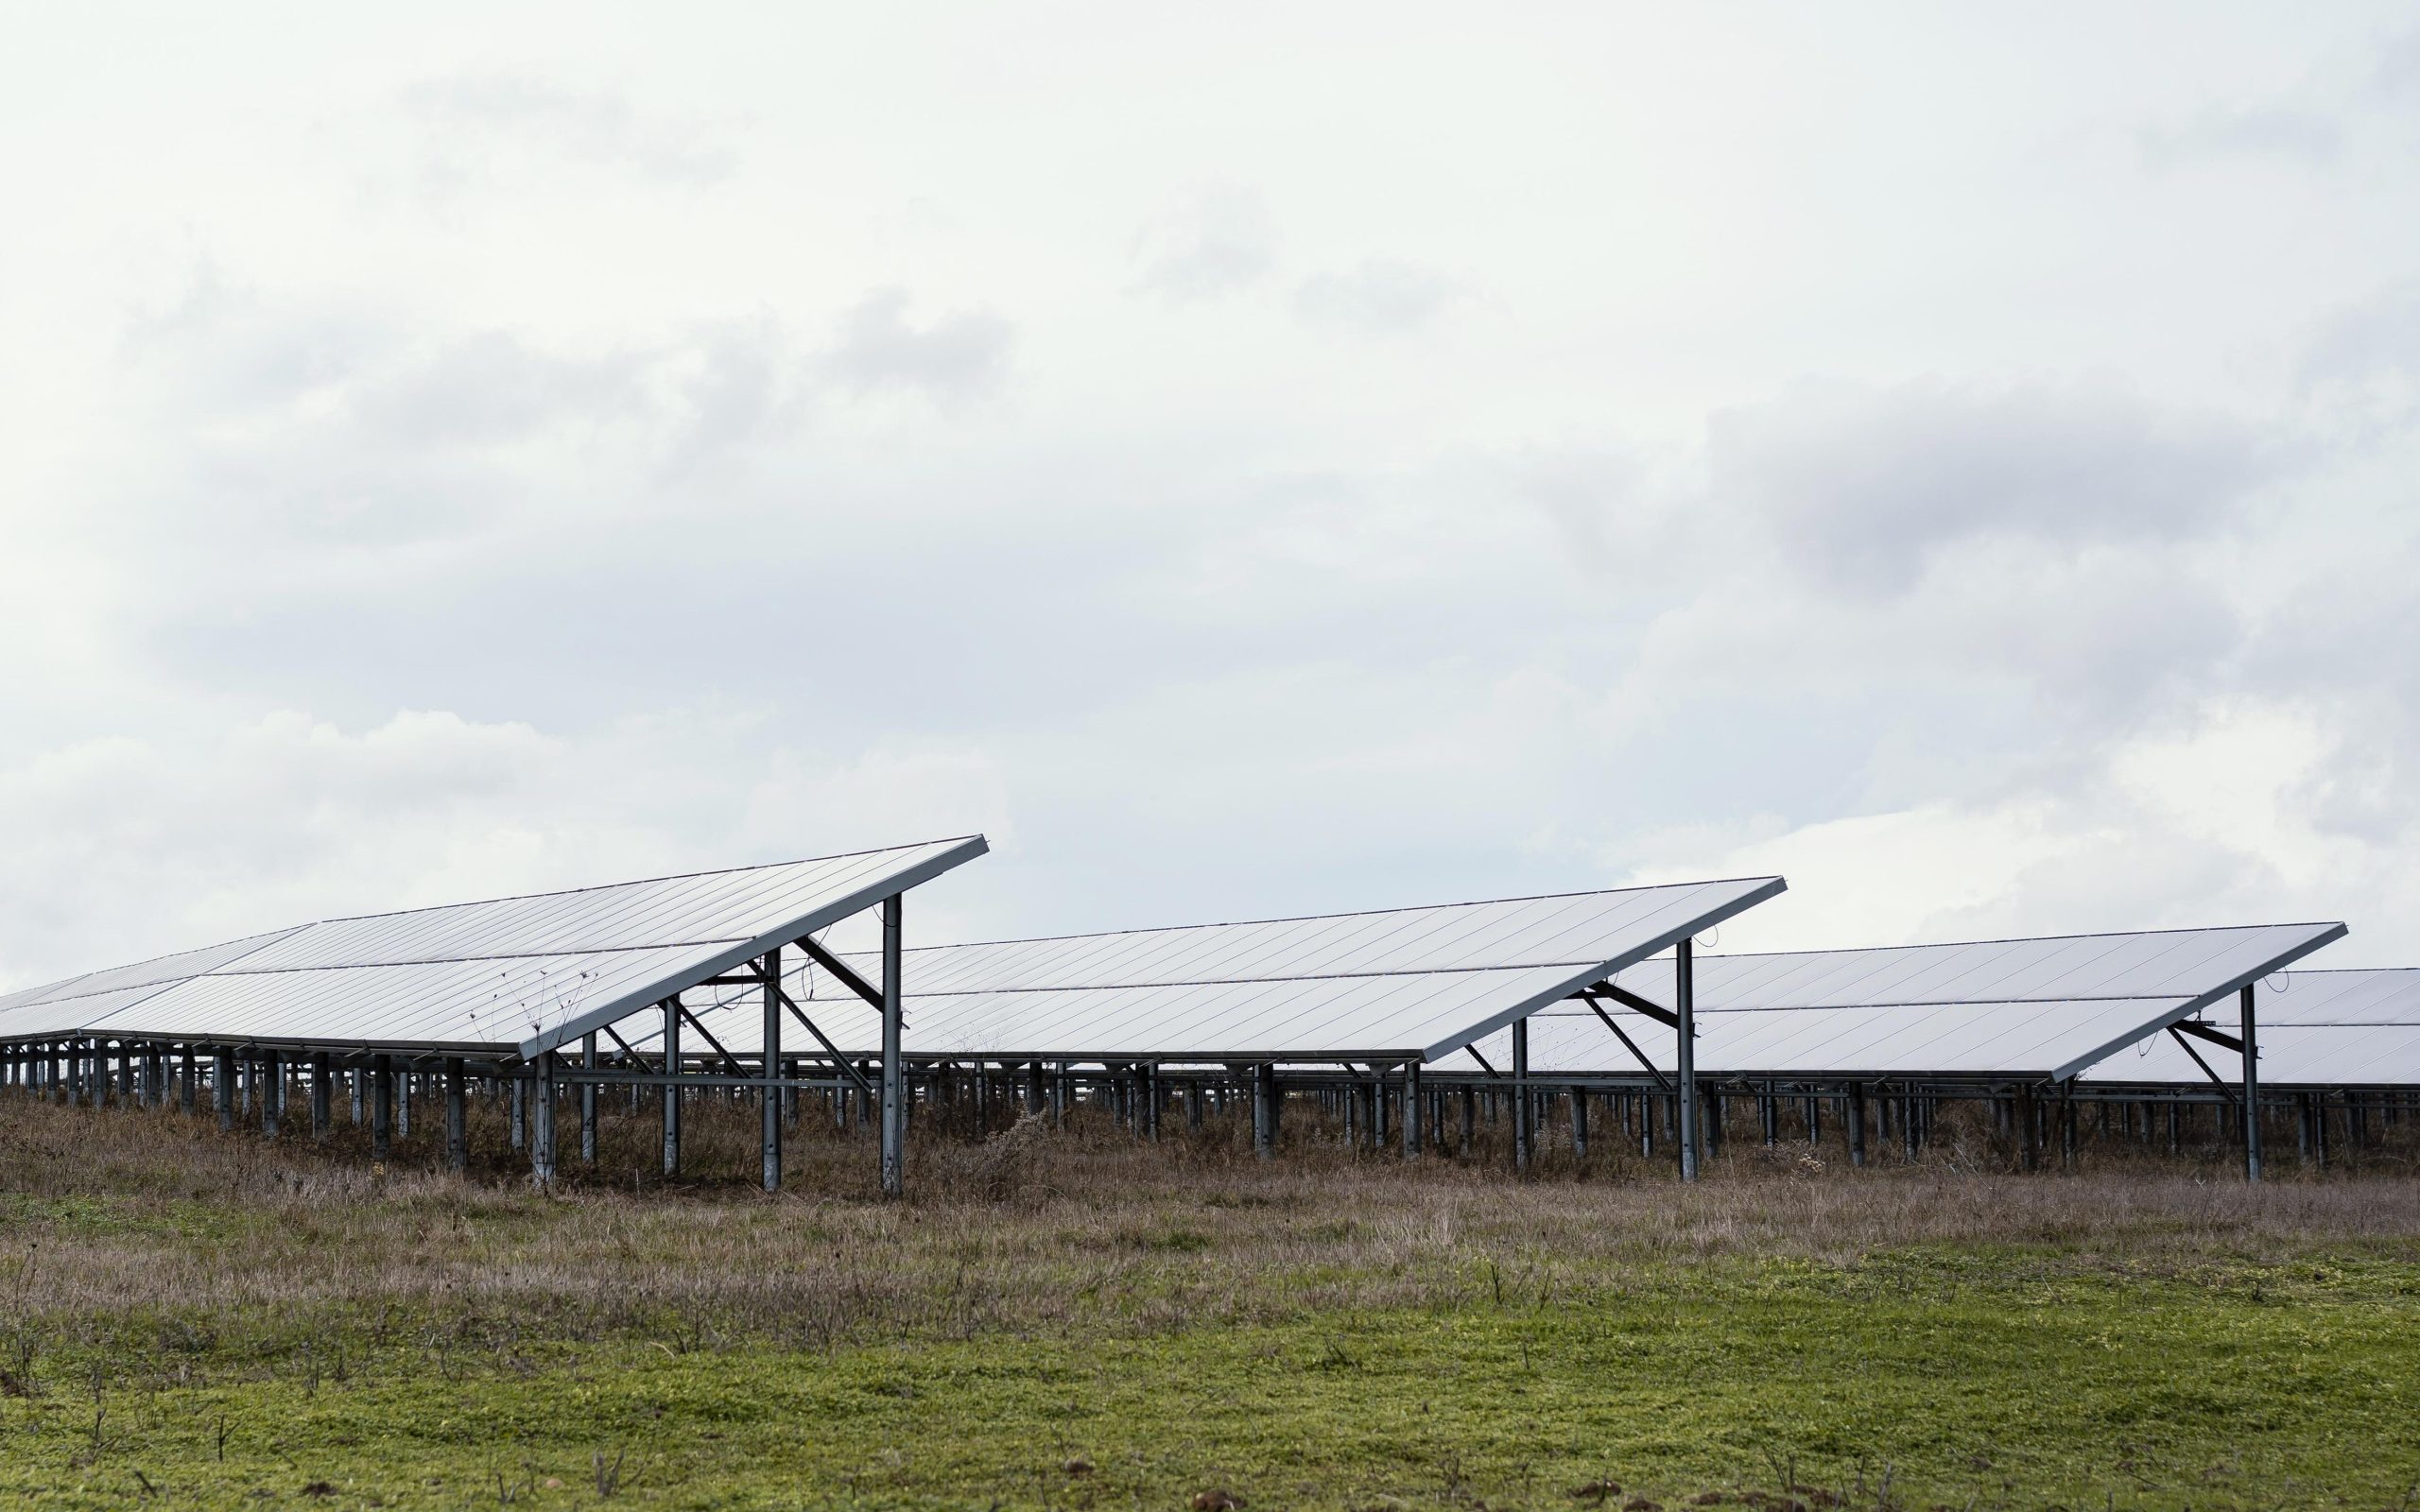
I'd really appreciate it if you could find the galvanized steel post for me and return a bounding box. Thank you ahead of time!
[310,1052,331,1139]
[1401,1060,1423,1158]
[445,1057,468,1173]
[2240,982,2262,1183]
[581,1032,598,1165]
[662,997,683,1177]
[1512,1019,1531,1173]
[880,893,906,1199]
[761,945,783,1194]
[371,1055,394,1162]
[1252,1063,1274,1158]
[531,1051,557,1187]
[1676,937,1700,1182]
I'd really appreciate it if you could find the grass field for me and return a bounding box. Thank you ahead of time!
[1,1094,2417,1510]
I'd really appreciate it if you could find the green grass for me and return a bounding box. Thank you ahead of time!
[3,1100,2418,1508]
[8,1238,2419,1507]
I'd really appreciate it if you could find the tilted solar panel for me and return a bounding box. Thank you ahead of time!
[2083,968,2420,1087]
[1458,921,2346,1082]
[0,836,989,1056]
[673,875,1789,1062]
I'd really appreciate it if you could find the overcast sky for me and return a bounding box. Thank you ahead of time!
[4,3,2418,986]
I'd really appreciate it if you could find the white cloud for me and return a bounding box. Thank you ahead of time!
[1293,258,1464,335]
[822,288,1013,404]
[396,75,743,194]
[2,4,2418,990]
[1128,182,1276,303]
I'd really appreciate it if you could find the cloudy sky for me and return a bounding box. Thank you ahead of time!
[4,3,2418,985]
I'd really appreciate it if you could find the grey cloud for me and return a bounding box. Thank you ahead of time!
[398,76,741,188]
[1129,183,1275,303]
[2301,281,2420,386]
[354,330,653,447]
[2375,27,2420,97]
[2138,104,2342,171]
[1704,378,2279,593]
[823,289,1012,403]
[1293,258,1463,336]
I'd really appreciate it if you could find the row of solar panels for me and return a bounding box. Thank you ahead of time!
[0,833,2410,1087]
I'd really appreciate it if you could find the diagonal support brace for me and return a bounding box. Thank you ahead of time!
[1582,981,1679,1031]
[795,936,893,1020]
[1584,1001,1673,1094]
[2171,1018,2245,1055]
[769,980,875,1098]
[2167,1024,2239,1107]
[678,1005,752,1080]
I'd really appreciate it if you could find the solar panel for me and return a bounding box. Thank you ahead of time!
[0,837,989,1056]
[672,875,1788,1062]
[1458,922,2346,1082]
[2084,968,2420,1087]
[0,926,309,1038]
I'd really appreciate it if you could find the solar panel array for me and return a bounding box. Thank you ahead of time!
[2084,968,2420,1087]
[0,837,987,1056]
[0,840,2385,1091]
[671,876,1789,1063]
[1458,922,2347,1082]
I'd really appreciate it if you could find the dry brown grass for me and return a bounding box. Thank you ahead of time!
[3,1090,2416,1371]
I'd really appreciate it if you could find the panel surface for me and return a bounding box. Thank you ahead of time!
[0,837,988,1054]
[1450,922,2347,1080]
[676,876,1789,1062]
[2082,968,2420,1087]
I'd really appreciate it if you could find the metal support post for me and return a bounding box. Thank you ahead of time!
[310,1053,331,1138]
[1847,1082,1866,1167]
[1676,937,1700,1181]
[1252,1063,1275,1158]
[880,894,906,1198]
[213,1048,233,1129]
[530,1051,557,1187]
[761,946,783,1193]
[1570,1087,1587,1159]
[445,1057,468,1173]
[1402,1061,1423,1158]
[371,1055,394,1162]
[662,998,683,1177]
[2240,982,2262,1183]
[1512,1019,1532,1173]
[581,1032,598,1165]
